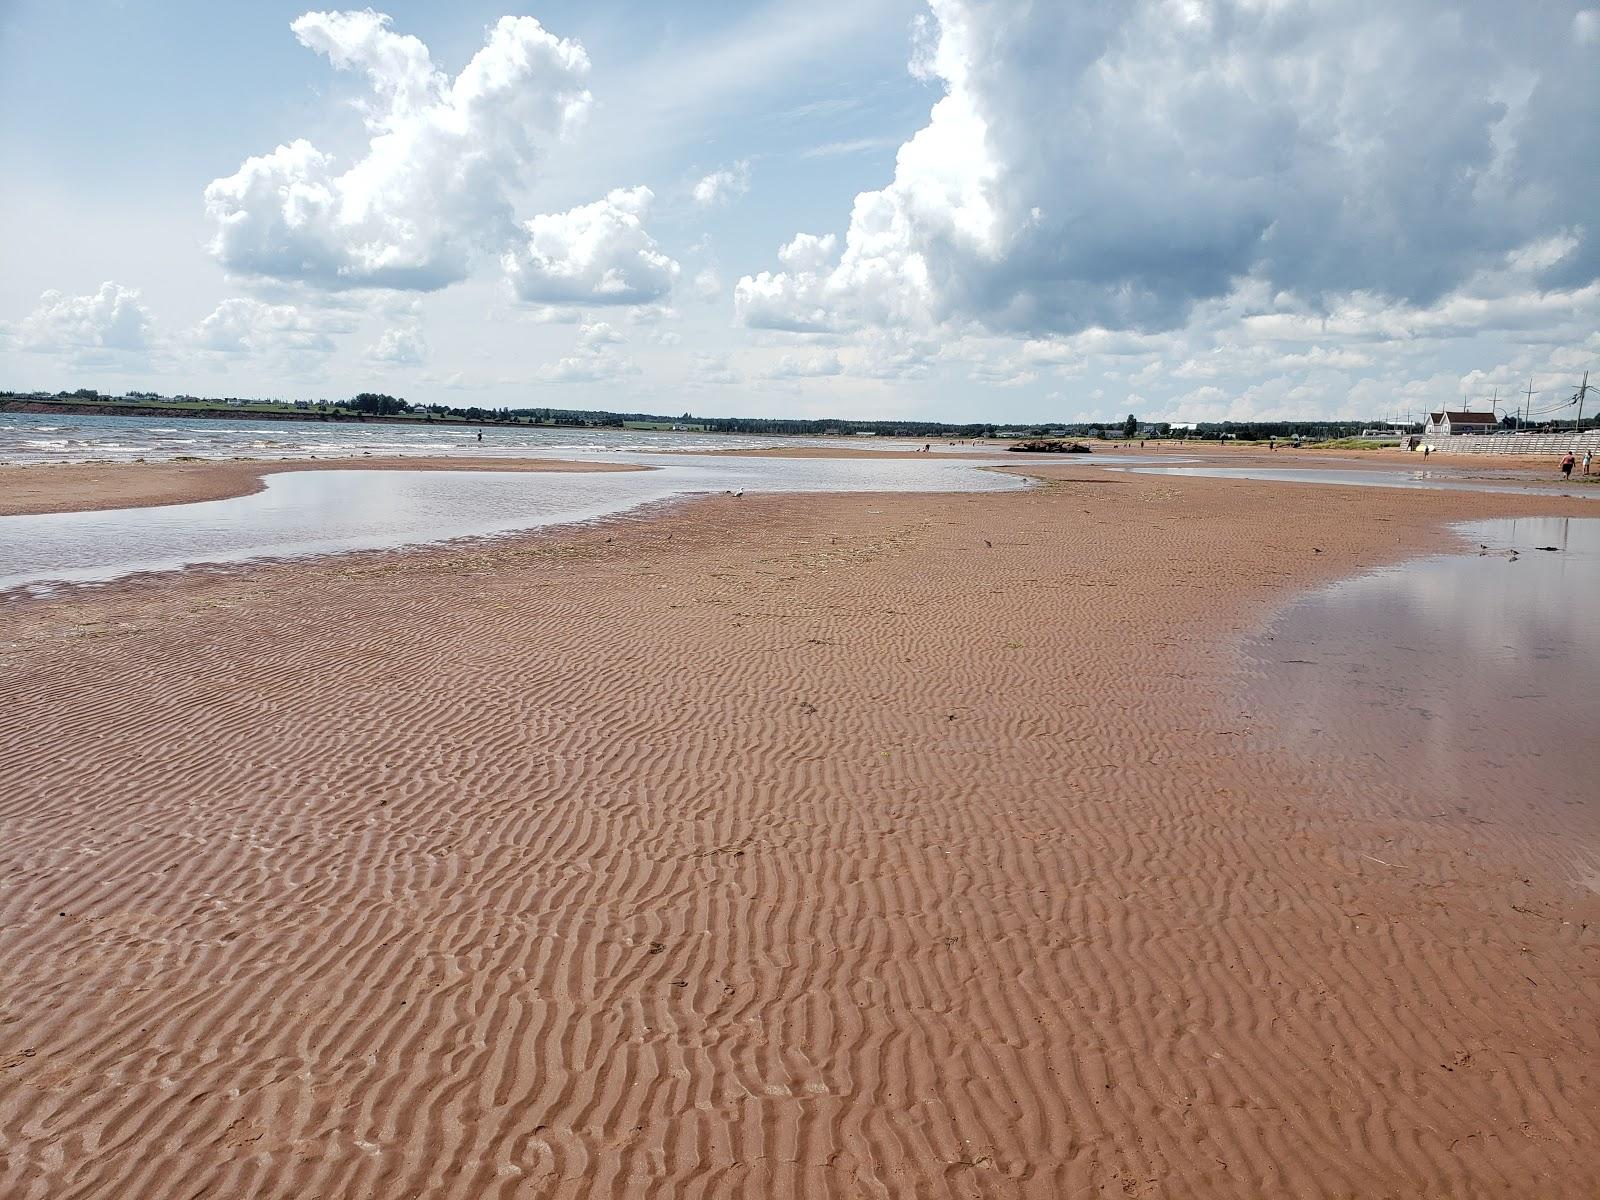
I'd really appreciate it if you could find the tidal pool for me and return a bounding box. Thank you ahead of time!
[1243,516,1600,879]
[1107,464,1591,497]
[0,455,1026,593]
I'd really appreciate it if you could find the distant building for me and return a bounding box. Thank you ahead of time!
[1425,410,1497,435]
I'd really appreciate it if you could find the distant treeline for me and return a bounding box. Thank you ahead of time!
[518,408,1004,438]
[338,398,1407,440]
[3,388,1440,439]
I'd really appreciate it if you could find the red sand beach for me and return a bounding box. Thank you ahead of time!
[1,458,1596,1198]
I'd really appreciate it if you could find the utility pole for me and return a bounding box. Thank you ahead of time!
[1522,377,1537,428]
[1575,371,1590,433]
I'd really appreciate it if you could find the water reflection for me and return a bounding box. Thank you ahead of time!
[1109,464,1591,497]
[0,456,1025,592]
[1246,517,1600,867]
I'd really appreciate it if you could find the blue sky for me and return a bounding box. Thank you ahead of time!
[2,1,1597,424]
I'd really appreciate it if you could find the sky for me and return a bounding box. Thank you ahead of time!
[2,0,1597,425]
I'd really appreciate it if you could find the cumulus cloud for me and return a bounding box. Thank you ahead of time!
[688,352,741,386]
[204,10,592,290]
[504,187,679,306]
[192,298,342,357]
[738,0,1600,338]
[15,282,153,359]
[367,323,428,364]
[738,233,848,332]
[536,321,641,382]
[766,351,844,378]
[692,160,750,206]
[692,267,723,301]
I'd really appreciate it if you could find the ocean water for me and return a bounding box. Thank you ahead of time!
[0,411,898,464]
[0,456,1027,594]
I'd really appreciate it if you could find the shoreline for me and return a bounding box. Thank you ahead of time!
[3,442,1588,521]
[2,467,1596,1195]
[0,455,646,517]
[1,397,610,428]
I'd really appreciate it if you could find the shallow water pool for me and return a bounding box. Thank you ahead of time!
[1106,463,1591,498]
[0,455,1026,593]
[1244,516,1600,879]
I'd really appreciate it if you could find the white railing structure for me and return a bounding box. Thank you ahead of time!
[1417,429,1600,455]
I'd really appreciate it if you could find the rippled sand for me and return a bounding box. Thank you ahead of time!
[1,464,1596,1198]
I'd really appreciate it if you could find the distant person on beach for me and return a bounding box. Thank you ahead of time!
[477,430,483,442]
[1584,450,1593,476]
[1422,445,1430,459]
[1560,451,1575,478]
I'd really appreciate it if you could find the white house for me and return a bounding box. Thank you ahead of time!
[1425,410,1498,435]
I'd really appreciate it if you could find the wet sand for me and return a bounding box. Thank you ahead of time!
[0,456,646,518]
[707,445,1008,460]
[6,446,1581,521]
[1,464,1597,1197]
[1245,514,1600,880]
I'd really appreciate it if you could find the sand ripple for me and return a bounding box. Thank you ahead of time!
[1,473,1596,1197]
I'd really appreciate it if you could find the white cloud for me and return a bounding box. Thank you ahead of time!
[692,267,723,301]
[367,324,428,364]
[766,350,844,378]
[521,305,585,324]
[504,187,680,306]
[688,352,741,386]
[192,298,341,357]
[692,160,751,206]
[800,136,901,159]
[577,321,623,346]
[737,233,848,332]
[15,282,153,359]
[536,320,640,382]
[739,0,1600,339]
[204,11,592,290]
